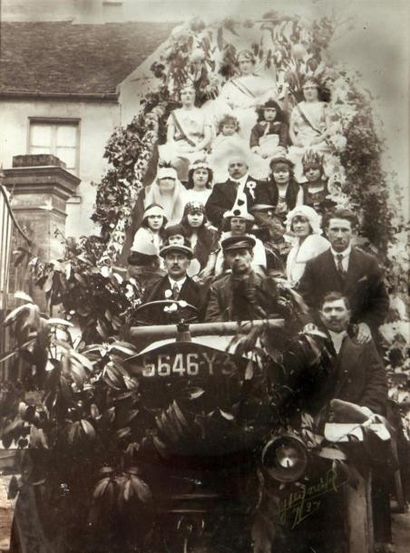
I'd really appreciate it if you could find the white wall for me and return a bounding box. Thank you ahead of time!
[0,98,121,237]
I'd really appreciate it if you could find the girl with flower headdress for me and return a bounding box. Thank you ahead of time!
[301,150,335,216]
[185,159,214,205]
[285,205,330,287]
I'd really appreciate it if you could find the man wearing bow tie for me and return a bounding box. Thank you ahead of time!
[297,209,389,343]
[205,156,261,227]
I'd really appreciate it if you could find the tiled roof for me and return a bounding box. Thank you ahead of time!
[0,21,176,97]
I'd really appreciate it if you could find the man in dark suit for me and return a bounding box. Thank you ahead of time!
[205,156,261,228]
[205,235,279,322]
[143,241,201,323]
[297,208,389,343]
[318,292,391,551]
[319,292,387,415]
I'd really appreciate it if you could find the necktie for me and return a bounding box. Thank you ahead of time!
[172,282,180,300]
[336,254,345,275]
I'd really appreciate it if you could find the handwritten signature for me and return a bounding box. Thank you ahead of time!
[279,468,344,529]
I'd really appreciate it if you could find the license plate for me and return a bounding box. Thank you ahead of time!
[141,351,234,378]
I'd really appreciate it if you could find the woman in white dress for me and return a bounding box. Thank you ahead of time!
[142,166,188,226]
[285,204,330,287]
[288,77,332,180]
[212,50,278,142]
[185,159,214,205]
[159,83,213,181]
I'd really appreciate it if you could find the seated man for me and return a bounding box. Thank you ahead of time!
[205,235,278,322]
[142,240,202,323]
[205,156,262,228]
[318,292,392,552]
[318,292,387,415]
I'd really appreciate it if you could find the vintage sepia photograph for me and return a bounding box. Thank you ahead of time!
[0,1,409,552]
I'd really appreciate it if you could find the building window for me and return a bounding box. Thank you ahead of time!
[29,119,80,173]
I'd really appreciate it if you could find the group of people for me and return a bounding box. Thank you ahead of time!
[122,52,395,552]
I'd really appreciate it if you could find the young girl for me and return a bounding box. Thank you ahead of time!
[301,150,334,216]
[185,159,214,205]
[255,156,303,221]
[250,98,288,158]
[208,114,249,182]
[131,204,167,258]
[179,202,218,278]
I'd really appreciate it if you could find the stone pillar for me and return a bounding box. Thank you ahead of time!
[3,154,80,310]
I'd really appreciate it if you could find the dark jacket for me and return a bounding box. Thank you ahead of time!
[144,275,201,309]
[297,247,389,334]
[250,121,289,149]
[332,334,387,415]
[205,176,261,228]
[205,270,279,322]
[254,178,301,214]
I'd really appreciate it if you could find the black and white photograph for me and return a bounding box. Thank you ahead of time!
[0,1,409,552]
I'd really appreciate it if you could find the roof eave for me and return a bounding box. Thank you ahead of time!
[0,91,119,102]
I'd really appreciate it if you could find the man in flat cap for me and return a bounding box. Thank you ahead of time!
[142,240,202,323]
[205,235,279,322]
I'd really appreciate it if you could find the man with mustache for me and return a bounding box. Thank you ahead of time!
[142,241,202,322]
[205,156,262,227]
[297,208,389,343]
[205,235,278,322]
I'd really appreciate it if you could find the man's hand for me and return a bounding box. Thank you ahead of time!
[356,322,372,343]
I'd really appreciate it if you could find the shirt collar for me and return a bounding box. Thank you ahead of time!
[168,276,187,289]
[230,173,249,185]
[330,244,352,258]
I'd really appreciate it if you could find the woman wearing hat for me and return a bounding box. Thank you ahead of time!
[255,156,303,220]
[130,203,167,259]
[285,205,330,287]
[119,166,187,265]
[185,159,214,205]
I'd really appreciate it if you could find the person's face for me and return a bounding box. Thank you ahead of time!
[158,177,176,192]
[304,165,322,183]
[187,212,204,228]
[326,218,353,252]
[303,83,319,102]
[192,168,209,187]
[225,248,253,274]
[164,252,190,279]
[320,299,351,333]
[168,234,185,246]
[264,107,277,122]
[238,57,253,75]
[230,217,247,234]
[228,160,248,180]
[221,122,237,136]
[272,164,290,185]
[291,216,311,238]
[180,87,195,106]
[147,214,163,230]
